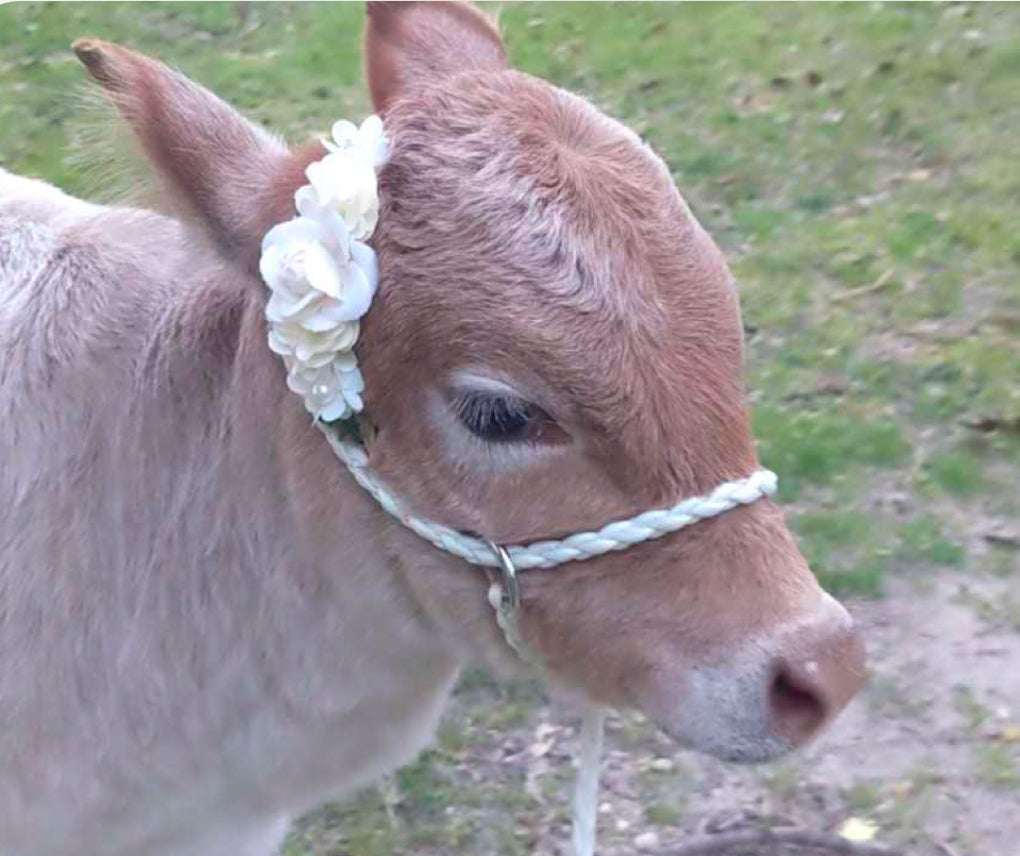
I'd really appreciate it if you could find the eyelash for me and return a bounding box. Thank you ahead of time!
[452,392,545,443]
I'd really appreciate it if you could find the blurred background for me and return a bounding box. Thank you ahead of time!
[1,3,1018,854]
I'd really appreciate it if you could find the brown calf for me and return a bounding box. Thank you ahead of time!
[0,3,863,854]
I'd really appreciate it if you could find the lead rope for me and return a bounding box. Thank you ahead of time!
[488,542,604,856]
[573,705,606,856]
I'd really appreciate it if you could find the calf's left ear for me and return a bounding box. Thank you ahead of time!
[73,39,305,271]
[364,1,508,114]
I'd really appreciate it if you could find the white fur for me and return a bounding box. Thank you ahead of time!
[0,171,464,856]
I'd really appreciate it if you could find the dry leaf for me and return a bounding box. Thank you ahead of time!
[529,722,560,758]
[529,736,555,758]
[839,817,879,842]
[890,780,914,797]
[535,722,559,740]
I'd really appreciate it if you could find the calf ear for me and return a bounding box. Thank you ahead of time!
[364,1,508,114]
[72,39,307,270]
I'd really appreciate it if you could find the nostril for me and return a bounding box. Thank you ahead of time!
[768,664,828,745]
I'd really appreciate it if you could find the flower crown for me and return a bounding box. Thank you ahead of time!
[259,116,389,423]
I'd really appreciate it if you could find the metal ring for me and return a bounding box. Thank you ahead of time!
[487,541,520,612]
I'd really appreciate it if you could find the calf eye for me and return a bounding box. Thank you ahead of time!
[453,392,550,444]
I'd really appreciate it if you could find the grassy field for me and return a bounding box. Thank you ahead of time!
[2,3,1019,855]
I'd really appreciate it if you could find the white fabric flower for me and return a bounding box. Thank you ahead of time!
[324,115,389,168]
[308,116,389,240]
[259,113,386,423]
[305,153,380,241]
[285,354,366,423]
[268,319,359,368]
[259,206,376,359]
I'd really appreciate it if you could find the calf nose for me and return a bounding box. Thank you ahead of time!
[766,594,867,747]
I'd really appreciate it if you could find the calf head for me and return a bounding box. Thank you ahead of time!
[76,1,865,764]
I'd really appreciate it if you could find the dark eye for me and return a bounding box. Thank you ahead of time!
[453,392,549,444]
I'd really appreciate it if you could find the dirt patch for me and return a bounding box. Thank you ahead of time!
[518,571,1020,856]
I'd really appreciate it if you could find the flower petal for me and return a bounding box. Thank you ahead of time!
[302,350,336,369]
[305,160,335,207]
[267,327,295,357]
[360,114,389,166]
[339,366,365,393]
[343,390,363,413]
[297,299,361,335]
[330,322,360,351]
[262,216,324,253]
[302,242,344,300]
[330,119,360,148]
[266,288,320,324]
[333,350,358,371]
[258,244,283,289]
[332,261,374,322]
[298,308,342,333]
[294,185,324,220]
[350,240,379,297]
[319,398,351,423]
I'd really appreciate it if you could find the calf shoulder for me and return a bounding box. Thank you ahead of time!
[0,170,461,855]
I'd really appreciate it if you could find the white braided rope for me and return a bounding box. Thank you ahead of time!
[317,423,778,571]
[572,705,606,856]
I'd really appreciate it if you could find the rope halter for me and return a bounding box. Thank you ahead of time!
[261,115,779,856]
[316,420,777,607]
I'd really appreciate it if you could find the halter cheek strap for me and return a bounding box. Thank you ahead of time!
[316,422,778,570]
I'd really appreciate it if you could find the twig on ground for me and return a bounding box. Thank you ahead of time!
[662,828,905,856]
[932,841,962,856]
[831,268,895,303]
[378,775,402,832]
[962,415,1020,436]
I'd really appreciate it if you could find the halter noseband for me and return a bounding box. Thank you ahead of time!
[316,420,777,638]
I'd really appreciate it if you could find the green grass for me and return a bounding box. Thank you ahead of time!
[794,511,873,550]
[844,780,882,815]
[754,407,910,502]
[644,799,684,828]
[952,685,991,734]
[974,745,1020,791]
[792,509,888,597]
[284,792,396,856]
[897,515,965,568]
[4,2,1020,852]
[922,449,989,498]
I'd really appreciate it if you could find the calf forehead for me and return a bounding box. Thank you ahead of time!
[380,70,742,358]
[376,72,752,497]
[383,70,697,299]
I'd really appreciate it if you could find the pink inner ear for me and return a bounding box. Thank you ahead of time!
[364,1,509,114]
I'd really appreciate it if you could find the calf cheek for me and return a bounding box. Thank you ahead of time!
[522,561,706,709]
[519,514,823,713]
